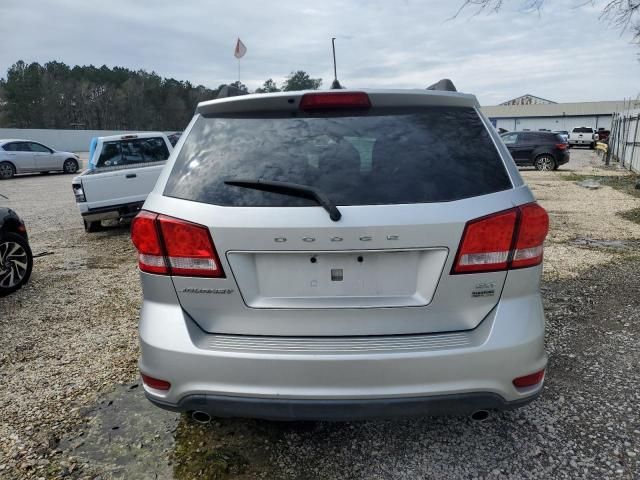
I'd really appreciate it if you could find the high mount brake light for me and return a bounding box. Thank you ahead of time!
[299,92,371,111]
[452,203,548,274]
[131,211,225,278]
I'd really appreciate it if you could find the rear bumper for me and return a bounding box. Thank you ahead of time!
[146,390,540,421]
[80,201,144,221]
[138,271,547,420]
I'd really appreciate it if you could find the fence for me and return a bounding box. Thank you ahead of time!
[0,128,160,152]
[607,103,640,173]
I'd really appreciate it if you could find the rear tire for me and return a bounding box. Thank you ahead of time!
[534,155,556,171]
[0,162,15,180]
[63,158,79,174]
[589,142,595,149]
[0,232,33,297]
[84,220,104,233]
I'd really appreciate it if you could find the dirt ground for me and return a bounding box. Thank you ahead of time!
[0,149,639,479]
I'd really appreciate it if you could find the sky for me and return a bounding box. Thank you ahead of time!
[1,0,639,105]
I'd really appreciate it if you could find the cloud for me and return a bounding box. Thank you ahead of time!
[0,0,638,104]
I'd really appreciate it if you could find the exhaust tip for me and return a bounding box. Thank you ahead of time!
[191,410,211,424]
[470,410,490,422]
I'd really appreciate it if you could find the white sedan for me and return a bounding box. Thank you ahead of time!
[0,139,80,179]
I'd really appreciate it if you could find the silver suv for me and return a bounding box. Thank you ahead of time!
[132,89,549,421]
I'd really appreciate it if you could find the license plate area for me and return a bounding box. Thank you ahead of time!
[227,248,448,309]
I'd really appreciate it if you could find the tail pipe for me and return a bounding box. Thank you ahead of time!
[191,411,211,424]
[470,410,490,422]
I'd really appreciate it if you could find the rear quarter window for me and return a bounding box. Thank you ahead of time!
[164,106,512,206]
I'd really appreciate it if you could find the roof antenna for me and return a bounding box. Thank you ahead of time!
[330,37,342,89]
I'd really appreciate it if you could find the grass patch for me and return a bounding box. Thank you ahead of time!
[561,174,640,198]
[560,173,591,182]
[618,207,640,225]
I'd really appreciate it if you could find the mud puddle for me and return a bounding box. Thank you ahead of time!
[59,382,288,479]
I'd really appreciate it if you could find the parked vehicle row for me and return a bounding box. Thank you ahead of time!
[3,87,552,423]
[0,139,80,179]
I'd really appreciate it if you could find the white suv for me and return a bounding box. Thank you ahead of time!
[131,89,549,420]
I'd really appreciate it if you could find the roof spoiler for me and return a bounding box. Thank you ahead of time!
[426,79,457,92]
[216,85,248,99]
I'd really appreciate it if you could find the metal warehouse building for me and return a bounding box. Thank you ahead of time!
[480,94,632,132]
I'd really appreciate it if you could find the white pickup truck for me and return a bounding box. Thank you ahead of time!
[569,127,599,148]
[72,132,173,232]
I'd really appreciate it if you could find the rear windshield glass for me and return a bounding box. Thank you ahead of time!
[164,107,511,206]
[572,127,593,133]
[95,137,169,169]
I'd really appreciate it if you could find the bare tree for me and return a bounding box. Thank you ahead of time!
[456,0,640,42]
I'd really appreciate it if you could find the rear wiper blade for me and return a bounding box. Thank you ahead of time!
[224,179,342,222]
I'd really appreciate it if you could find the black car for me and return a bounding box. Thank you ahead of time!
[500,131,570,171]
[0,204,33,296]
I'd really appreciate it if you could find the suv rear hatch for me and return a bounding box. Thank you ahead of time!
[142,91,527,337]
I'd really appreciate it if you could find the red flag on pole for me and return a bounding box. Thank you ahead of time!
[234,38,247,59]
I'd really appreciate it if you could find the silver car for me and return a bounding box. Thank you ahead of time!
[0,139,80,179]
[132,89,549,421]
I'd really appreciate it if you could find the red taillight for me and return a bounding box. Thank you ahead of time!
[130,211,168,275]
[555,143,568,150]
[513,369,545,388]
[453,209,517,273]
[511,203,549,269]
[158,215,224,277]
[452,203,549,274]
[130,211,224,278]
[299,92,371,111]
[141,373,171,391]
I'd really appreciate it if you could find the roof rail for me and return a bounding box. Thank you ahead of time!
[426,79,457,92]
[216,85,248,99]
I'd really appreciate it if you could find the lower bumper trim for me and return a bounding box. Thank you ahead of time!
[146,390,541,421]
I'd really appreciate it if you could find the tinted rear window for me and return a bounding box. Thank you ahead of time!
[572,127,593,133]
[164,107,511,206]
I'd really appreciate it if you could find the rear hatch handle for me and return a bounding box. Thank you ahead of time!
[224,179,342,221]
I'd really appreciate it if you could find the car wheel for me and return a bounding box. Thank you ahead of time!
[0,232,33,297]
[0,162,15,180]
[63,158,79,174]
[84,219,104,233]
[589,142,595,149]
[534,155,556,171]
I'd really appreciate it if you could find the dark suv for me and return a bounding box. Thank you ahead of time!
[500,131,569,171]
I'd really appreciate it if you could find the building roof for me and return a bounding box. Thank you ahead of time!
[481,100,638,118]
[500,94,556,105]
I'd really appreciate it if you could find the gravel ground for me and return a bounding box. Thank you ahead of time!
[0,149,639,479]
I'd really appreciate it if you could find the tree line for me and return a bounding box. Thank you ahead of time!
[0,60,323,130]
